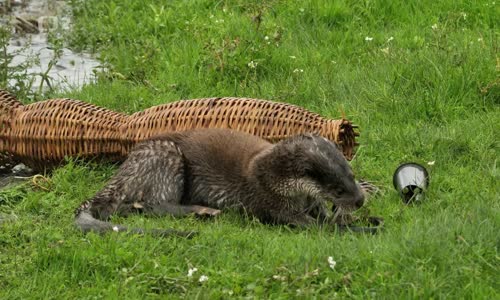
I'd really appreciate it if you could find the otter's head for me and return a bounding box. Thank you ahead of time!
[254,134,365,211]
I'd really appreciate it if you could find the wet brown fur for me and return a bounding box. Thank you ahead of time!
[75,128,365,237]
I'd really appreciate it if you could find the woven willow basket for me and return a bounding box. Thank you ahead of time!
[0,90,23,168]
[0,90,359,170]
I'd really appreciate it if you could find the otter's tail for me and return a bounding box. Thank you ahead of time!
[74,202,196,238]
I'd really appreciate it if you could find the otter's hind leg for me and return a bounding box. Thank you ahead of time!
[75,139,197,237]
[130,141,221,217]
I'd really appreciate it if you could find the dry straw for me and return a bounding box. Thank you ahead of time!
[0,89,359,170]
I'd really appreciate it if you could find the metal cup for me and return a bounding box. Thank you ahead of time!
[392,163,429,204]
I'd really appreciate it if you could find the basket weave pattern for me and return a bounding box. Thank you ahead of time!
[0,90,359,170]
[0,90,24,167]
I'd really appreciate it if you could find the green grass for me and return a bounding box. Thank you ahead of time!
[1,0,499,298]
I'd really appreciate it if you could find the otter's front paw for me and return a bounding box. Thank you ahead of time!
[194,207,222,217]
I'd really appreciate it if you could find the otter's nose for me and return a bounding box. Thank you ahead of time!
[354,194,365,209]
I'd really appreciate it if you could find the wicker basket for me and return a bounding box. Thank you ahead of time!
[11,99,127,169]
[0,90,23,167]
[123,97,358,156]
[0,90,22,157]
[0,90,359,170]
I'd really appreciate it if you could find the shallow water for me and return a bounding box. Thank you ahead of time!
[2,0,101,91]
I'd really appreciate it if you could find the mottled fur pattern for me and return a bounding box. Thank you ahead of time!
[75,128,366,237]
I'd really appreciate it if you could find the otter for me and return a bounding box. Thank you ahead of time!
[75,128,366,237]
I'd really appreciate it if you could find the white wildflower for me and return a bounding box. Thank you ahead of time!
[199,275,209,282]
[478,38,483,42]
[272,275,286,281]
[299,8,305,12]
[380,47,390,54]
[328,256,337,270]
[289,55,296,59]
[387,36,394,42]
[461,12,467,20]
[431,23,438,30]
[331,60,337,64]
[187,267,198,277]
[365,36,374,41]
[247,61,258,68]
[112,226,119,232]
[427,161,435,166]
[293,68,304,73]
[264,36,269,40]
